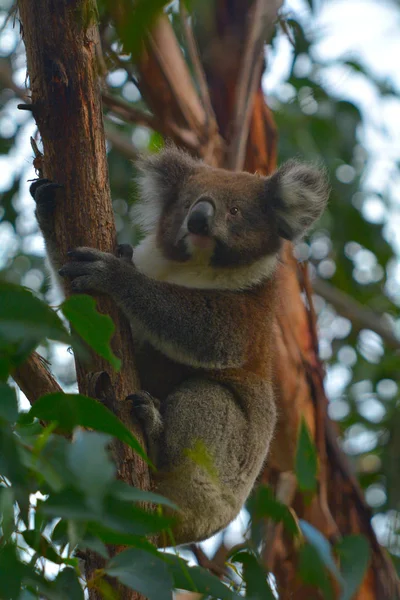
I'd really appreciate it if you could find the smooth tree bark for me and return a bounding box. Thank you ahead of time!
[16,0,400,599]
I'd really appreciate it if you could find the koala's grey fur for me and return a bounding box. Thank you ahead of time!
[31,146,329,546]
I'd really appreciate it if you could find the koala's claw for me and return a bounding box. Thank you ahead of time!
[117,243,134,262]
[127,391,163,435]
[59,247,117,294]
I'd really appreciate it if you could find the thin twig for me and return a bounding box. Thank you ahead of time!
[190,544,227,578]
[179,1,217,133]
[102,92,158,130]
[143,15,206,138]
[0,58,29,101]
[312,277,400,351]
[104,120,138,160]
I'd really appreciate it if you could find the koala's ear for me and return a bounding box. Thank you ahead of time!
[133,145,199,232]
[268,160,330,241]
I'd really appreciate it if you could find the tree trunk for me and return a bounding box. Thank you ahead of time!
[17,1,148,598]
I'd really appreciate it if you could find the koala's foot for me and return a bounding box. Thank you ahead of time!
[29,179,63,218]
[117,243,134,263]
[127,391,163,461]
[128,391,162,432]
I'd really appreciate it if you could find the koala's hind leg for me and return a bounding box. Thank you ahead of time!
[133,378,247,546]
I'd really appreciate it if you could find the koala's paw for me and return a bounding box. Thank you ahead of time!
[29,179,63,217]
[59,247,119,294]
[127,391,163,438]
[117,243,134,263]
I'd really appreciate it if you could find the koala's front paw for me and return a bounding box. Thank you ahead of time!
[59,247,120,294]
[29,179,63,218]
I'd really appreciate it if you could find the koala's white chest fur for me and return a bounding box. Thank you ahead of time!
[133,234,278,291]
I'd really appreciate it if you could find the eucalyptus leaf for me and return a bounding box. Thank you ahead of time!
[106,547,173,600]
[61,294,120,370]
[295,418,318,493]
[30,393,149,463]
[336,535,370,600]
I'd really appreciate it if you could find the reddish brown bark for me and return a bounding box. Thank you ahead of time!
[17,1,148,598]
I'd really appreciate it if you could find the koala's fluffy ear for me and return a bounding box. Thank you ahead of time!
[268,160,330,241]
[133,145,199,233]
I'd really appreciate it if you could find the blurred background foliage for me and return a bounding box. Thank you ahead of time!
[1,0,400,570]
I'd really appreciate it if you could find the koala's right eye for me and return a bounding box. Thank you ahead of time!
[229,206,239,216]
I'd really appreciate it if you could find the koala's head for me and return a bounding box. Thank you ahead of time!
[134,146,329,283]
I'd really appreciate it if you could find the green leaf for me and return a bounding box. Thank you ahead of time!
[29,393,149,463]
[21,435,72,493]
[0,383,18,422]
[106,548,173,600]
[298,543,335,600]
[67,430,116,512]
[61,295,121,370]
[41,489,172,537]
[0,486,15,539]
[165,553,241,599]
[336,535,370,600]
[230,550,275,599]
[19,591,37,600]
[53,567,84,600]
[40,489,95,522]
[0,281,69,347]
[109,480,179,511]
[22,530,63,565]
[295,417,318,493]
[0,544,24,600]
[87,523,161,556]
[51,519,68,545]
[102,496,172,536]
[79,533,109,560]
[299,520,342,583]
[0,421,27,486]
[248,485,298,538]
[102,0,171,58]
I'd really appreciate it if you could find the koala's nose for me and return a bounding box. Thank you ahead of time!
[187,199,215,236]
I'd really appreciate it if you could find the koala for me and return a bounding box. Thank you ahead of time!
[30,146,328,546]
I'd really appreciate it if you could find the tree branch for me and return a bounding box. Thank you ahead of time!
[179,2,218,137]
[105,121,138,160]
[227,0,283,171]
[102,92,158,130]
[312,277,400,351]
[12,351,62,404]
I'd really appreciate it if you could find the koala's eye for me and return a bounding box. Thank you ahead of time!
[229,206,239,216]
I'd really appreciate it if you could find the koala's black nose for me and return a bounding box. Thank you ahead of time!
[187,199,215,236]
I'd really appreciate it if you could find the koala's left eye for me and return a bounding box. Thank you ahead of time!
[229,206,239,216]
